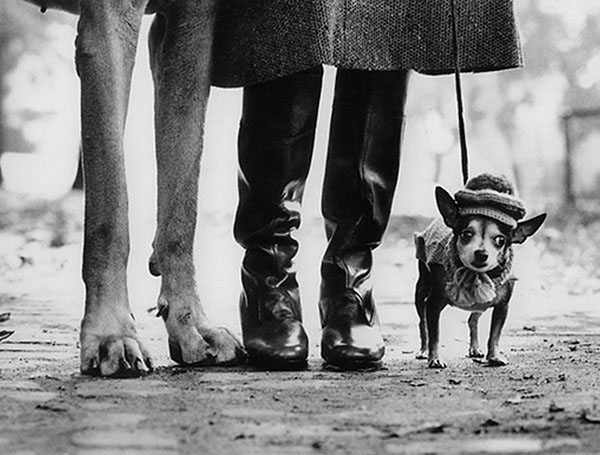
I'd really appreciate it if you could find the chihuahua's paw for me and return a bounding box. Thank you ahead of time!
[468,347,485,358]
[428,358,447,369]
[487,354,508,367]
[416,349,428,360]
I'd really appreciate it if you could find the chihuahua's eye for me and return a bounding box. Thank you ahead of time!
[459,230,474,242]
[493,235,506,248]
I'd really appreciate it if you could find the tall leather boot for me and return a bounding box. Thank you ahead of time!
[320,69,410,369]
[235,66,323,369]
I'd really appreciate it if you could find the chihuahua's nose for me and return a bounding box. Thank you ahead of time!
[474,250,488,263]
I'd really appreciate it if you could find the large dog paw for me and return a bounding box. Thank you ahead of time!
[80,314,153,378]
[160,302,246,366]
[428,358,447,369]
[168,326,246,366]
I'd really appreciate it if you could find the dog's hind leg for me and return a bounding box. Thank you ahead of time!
[77,0,153,377]
[415,260,430,359]
[148,0,245,366]
[467,312,485,358]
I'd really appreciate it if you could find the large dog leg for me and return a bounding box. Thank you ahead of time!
[77,0,152,377]
[148,1,245,366]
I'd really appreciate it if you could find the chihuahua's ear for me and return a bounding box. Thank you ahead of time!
[512,213,547,244]
[435,186,459,229]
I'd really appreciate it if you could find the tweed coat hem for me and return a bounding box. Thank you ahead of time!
[212,0,523,88]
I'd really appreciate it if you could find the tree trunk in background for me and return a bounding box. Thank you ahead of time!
[0,11,7,186]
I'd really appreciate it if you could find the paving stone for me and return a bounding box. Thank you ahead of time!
[386,438,549,454]
[0,380,57,402]
[78,401,116,411]
[83,412,146,428]
[0,380,43,391]
[75,380,174,398]
[71,429,178,451]
[0,390,58,402]
[74,449,173,455]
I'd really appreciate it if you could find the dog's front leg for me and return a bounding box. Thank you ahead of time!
[426,303,446,368]
[486,282,514,366]
[425,267,447,368]
[148,0,245,366]
[487,302,509,366]
[77,0,152,377]
[467,312,484,358]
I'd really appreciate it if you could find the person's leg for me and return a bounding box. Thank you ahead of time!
[319,69,410,369]
[235,66,323,369]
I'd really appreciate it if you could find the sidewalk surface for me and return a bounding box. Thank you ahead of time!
[1,192,600,455]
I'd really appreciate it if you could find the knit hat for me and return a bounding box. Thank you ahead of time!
[454,188,526,228]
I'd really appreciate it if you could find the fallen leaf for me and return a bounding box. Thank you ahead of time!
[481,418,501,427]
[504,396,523,405]
[549,402,565,413]
[0,313,10,322]
[581,409,600,424]
[35,404,67,413]
[0,330,14,342]
[414,423,447,434]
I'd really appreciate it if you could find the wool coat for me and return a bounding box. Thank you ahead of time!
[212,0,522,88]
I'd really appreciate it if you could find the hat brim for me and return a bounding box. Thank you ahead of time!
[458,206,518,228]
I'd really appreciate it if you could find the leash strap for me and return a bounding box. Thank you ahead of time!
[450,0,469,185]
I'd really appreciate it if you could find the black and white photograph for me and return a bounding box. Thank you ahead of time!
[1,1,600,453]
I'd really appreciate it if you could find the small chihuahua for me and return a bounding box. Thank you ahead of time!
[414,174,546,368]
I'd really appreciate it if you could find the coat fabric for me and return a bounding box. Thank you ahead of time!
[212,0,522,88]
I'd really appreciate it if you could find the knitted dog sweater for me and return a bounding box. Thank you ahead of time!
[415,219,515,312]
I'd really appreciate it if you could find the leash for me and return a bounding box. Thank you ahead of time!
[450,0,469,185]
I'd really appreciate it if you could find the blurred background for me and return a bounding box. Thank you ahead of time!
[2,1,600,350]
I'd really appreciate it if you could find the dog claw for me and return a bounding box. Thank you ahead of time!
[135,359,149,373]
[80,332,154,378]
